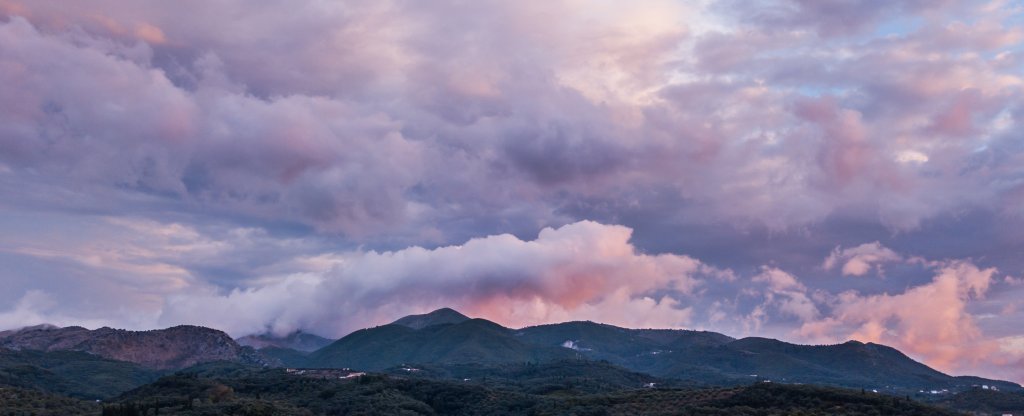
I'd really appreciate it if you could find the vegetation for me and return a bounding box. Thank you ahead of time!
[381,359,697,395]
[0,349,162,400]
[931,387,1024,414]
[304,317,1020,395]
[0,386,99,415]
[391,308,470,330]
[92,365,963,415]
[0,356,988,415]
[304,319,573,370]
[0,312,1019,414]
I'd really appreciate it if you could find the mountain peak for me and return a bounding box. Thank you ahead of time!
[391,307,470,330]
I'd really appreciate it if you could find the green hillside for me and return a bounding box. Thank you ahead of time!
[0,348,162,400]
[515,320,734,363]
[306,319,574,370]
[302,311,1020,395]
[392,308,470,329]
[628,338,1020,392]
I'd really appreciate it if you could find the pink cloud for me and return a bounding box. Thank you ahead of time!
[158,221,711,336]
[799,261,1005,374]
[0,0,1021,236]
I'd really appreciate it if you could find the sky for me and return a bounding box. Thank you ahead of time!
[0,0,1022,382]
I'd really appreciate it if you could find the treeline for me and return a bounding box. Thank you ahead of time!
[98,365,962,416]
[0,386,99,416]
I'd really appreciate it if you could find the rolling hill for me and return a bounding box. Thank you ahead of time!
[515,320,735,363]
[305,317,574,370]
[621,337,1011,392]
[303,308,1022,395]
[0,308,1020,414]
[392,307,470,329]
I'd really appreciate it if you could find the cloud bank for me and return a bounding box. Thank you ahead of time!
[3,217,1022,382]
[157,221,710,336]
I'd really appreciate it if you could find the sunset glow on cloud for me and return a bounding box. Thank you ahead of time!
[0,0,1022,383]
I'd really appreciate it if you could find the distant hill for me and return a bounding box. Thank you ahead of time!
[237,330,334,352]
[619,337,965,390]
[302,308,1021,395]
[305,318,573,370]
[0,307,1019,410]
[0,308,1020,414]
[0,324,274,370]
[257,346,311,368]
[391,307,470,329]
[515,320,734,363]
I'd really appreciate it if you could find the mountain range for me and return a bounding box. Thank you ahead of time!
[0,307,1021,413]
[0,324,271,370]
[267,308,1019,394]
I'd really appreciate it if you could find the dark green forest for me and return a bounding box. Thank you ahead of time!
[95,364,963,416]
[0,359,980,416]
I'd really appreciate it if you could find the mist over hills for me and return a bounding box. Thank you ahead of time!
[236,331,333,352]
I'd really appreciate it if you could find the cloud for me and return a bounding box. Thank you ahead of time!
[0,15,427,236]
[0,0,1019,240]
[0,290,146,331]
[722,0,965,37]
[799,261,1005,374]
[157,221,709,336]
[751,267,820,322]
[0,0,1022,385]
[823,241,904,276]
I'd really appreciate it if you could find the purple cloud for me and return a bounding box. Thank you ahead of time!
[0,0,1022,382]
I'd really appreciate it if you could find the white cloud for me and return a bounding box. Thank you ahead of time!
[751,267,820,322]
[823,242,903,276]
[158,221,709,336]
[799,261,998,374]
